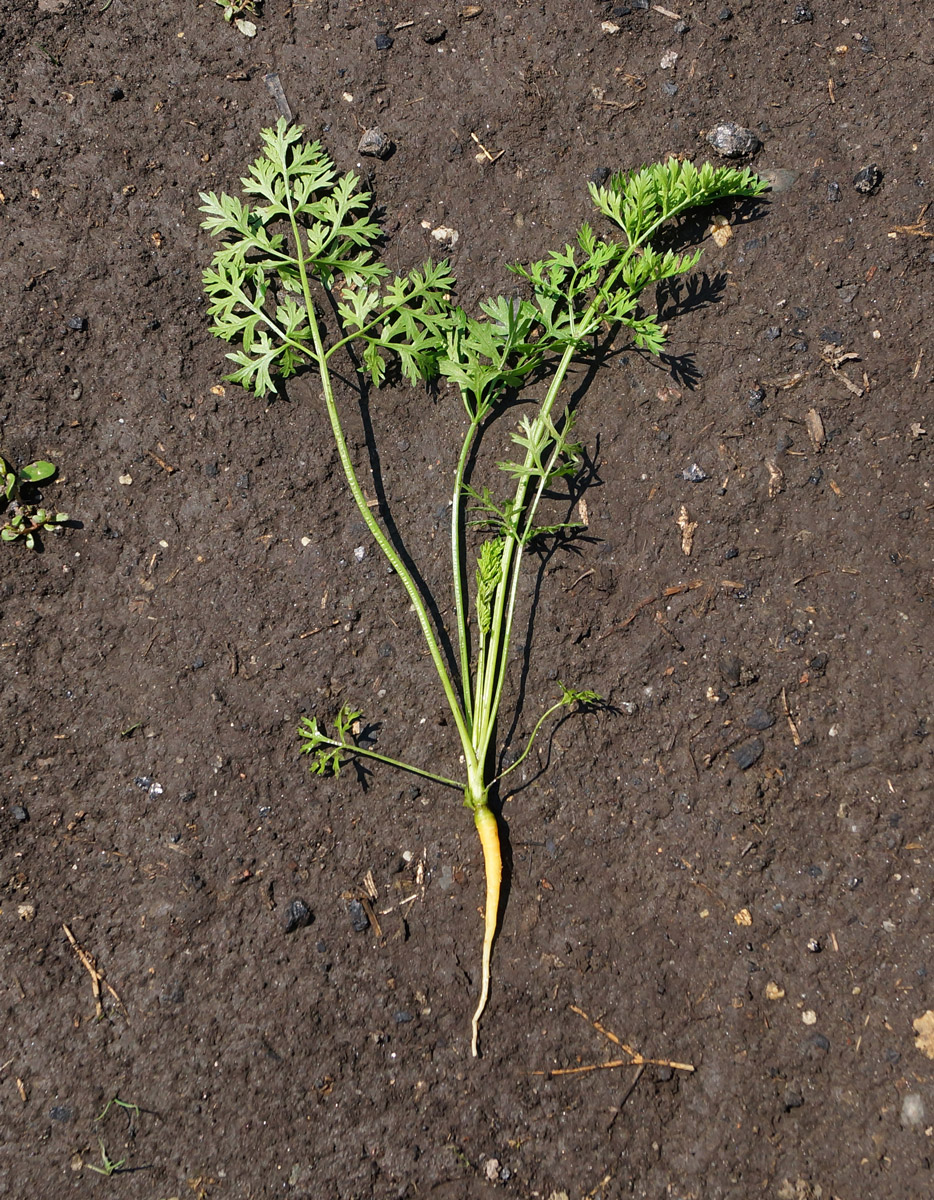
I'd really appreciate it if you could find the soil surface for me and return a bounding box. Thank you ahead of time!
[3,2,934,1198]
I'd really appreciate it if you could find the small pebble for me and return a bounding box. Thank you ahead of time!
[853,164,883,194]
[662,81,679,96]
[191,656,205,670]
[374,32,394,50]
[706,122,761,158]
[66,316,88,332]
[393,1010,413,1024]
[674,19,690,34]
[724,547,738,560]
[358,127,392,159]
[421,23,446,44]
[12,805,28,823]
[783,1087,804,1111]
[792,4,813,22]
[819,326,843,345]
[109,85,125,101]
[134,776,152,791]
[683,462,708,482]
[348,898,370,932]
[746,708,775,731]
[732,737,764,770]
[826,181,841,202]
[284,899,313,934]
[718,6,732,19]
[808,1032,830,1052]
[901,1093,925,1127]
[50,1106,73,1122]
[588,165,611,186]
[807,937,822,953]
[353,545,366,561]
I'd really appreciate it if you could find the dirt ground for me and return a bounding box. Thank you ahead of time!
[2,1,934,1197]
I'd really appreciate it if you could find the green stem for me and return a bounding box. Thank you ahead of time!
[472,342,576,763]
[494,697,568,783]
[281,165,481,783]
[323,739,465,790]
[451,414,484,727]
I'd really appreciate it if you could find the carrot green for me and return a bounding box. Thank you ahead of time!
[201,119,766,1054]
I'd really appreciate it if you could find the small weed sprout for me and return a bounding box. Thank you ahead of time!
[0,454,68,549]
[202,120,766,1053]
[85,1138,127,1176]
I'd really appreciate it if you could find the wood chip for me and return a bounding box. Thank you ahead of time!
[677,504,697,555]
[708,214,732,247]
[805,407,826,450]
[766,459,784,498]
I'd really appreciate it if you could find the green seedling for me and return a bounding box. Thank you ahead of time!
[0,453,68,549]
[96,1095,140,1124]
[213,0,260,23]
[85,1137,127,1176]
[202,119,766,1054]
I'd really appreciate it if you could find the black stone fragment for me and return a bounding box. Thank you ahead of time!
[12,805,28,823]
[284,898,313,934]
[783,1087,804,1111]
[109,85,125,101]
[792,4,813,22]
[66,316,88,331]
[374,32,394,50]
[826,182,841,202]
[732,737,764,770]
[746,708,775,731]
[348,898,370,932]
[588,166,611,186]
[706,122,761,158]
[854,164,883,194]
[358,127,392,159]
[720,654,741,687]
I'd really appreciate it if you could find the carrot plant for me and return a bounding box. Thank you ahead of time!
[201,119,765,1055]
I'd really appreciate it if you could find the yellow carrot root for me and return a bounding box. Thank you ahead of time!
[471,803,503,1057]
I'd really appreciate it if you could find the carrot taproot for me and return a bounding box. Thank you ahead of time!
[470,802,502,1057]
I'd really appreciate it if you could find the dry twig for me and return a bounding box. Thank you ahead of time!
[533,1004,695,1076]
[63,924,127,1020]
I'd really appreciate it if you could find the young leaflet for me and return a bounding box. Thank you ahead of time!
[201,119,766,1055]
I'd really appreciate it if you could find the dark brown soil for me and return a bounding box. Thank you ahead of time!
[3,2,934,1197]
